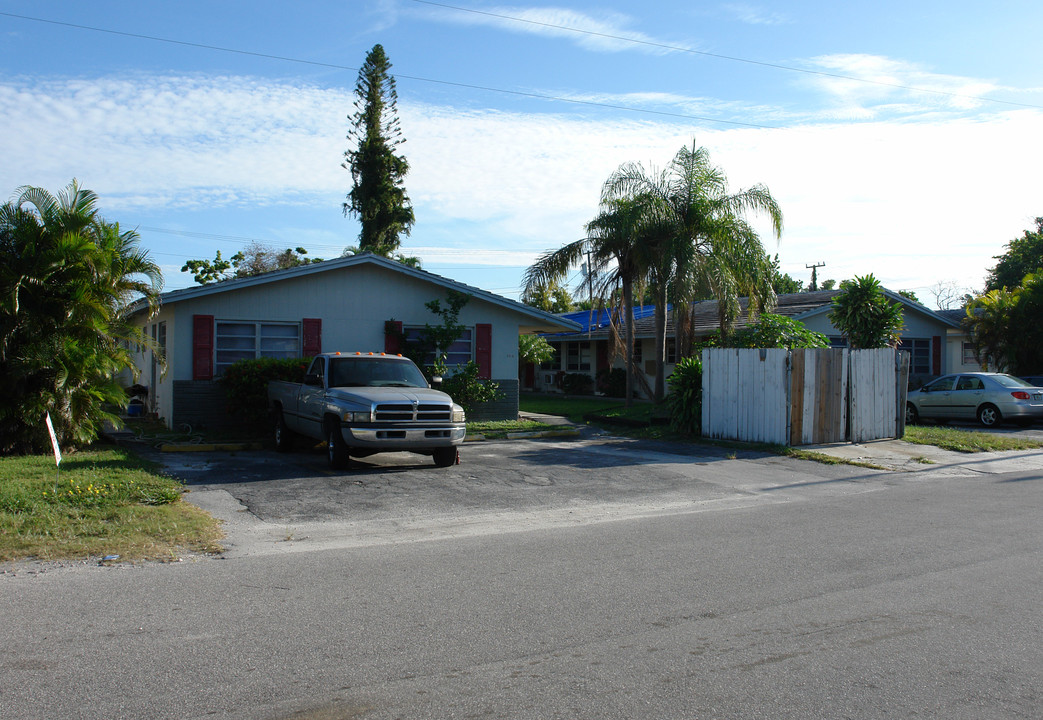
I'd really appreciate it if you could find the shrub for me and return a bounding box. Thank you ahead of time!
[440,361,502,412]
[220,357,312,418]
[560,373,594,395]
[667,355,702,435]
[596,367,627,397]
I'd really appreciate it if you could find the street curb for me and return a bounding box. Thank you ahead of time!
[465,428,582,442]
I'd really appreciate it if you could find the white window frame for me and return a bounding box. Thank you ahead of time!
[214,321,301,376]
[404,326,475,370]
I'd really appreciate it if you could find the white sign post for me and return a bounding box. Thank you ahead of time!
[45,412,61,490]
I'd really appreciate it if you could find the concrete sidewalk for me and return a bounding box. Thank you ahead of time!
[807,438,1043,476]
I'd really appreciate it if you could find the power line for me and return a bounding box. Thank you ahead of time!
[410,0,1043,111]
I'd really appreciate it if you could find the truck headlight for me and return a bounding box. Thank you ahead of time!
[344,411,372,423]
[451,405,466,423]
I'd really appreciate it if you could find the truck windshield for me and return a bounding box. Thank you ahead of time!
[328,357,428,388]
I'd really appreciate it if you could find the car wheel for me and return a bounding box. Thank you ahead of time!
[433,447,458,468]
[273,411,293,452]
[977,404,1002,428]
[905,403,919,426]
[327,425,350,470]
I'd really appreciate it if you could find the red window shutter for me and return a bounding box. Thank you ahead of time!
[476,323,492,379]
[385,320,403,354]
[932,335,942,375]
[302,318,322,356]
[192,315,214,380]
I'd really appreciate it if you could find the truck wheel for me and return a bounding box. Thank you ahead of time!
[327,425,350,470]
[433,447,458,468]
[273,411,293,452]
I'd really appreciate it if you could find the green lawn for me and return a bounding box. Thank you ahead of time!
[0,447,223,562]
[902,425,1043,453]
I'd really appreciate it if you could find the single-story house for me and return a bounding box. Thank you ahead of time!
[533,289,961,397]
[126,253,579,429]
[936,308,983,375]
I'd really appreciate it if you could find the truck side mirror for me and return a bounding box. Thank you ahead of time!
[304,372,323,387]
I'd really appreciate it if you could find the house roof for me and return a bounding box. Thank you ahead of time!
[130,252,579,332]
[541,304,665,339]
[542,288,958,341]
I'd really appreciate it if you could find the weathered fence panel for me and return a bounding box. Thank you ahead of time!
[790,348,848,445]
[848,349,899,442]
[703,347,902,446]
[702,348,790,445]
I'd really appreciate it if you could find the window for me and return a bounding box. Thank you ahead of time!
[828,336,847,348]
[899,338,930,375]
[632,340,643,365]
[666,338,677,364]
[962,342,976,365]
[404,327,474,369]
[566,341,591,372]
[215,322,299,376]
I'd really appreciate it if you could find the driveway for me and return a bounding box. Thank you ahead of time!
[142,427,1043,559]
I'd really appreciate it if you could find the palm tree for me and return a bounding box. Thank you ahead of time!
[604,142,783,401]
[524,197,651,406]
[0,180,162,453]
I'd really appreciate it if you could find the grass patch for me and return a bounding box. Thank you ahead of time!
[467,419,561,439]
[520,395,630,422]
[0,447,223,562]
[903,425,1043,453]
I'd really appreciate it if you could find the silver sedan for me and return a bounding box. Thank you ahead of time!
[906,372,1043,427]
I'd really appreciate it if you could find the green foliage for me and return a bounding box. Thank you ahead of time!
[221,357,312,418]
[182,244,322,285]
[965,272,1043,373]
[343,44,415,256]
[391,291,474,380]
[986,217,1043,292]
[728,313,829,349]
[828,274,904,348]
[666,355,703,434]
[518,334,556,365]
[522,280,573,313]
[897,289,922,304]
[560,373,594,395]
[596,367,627,397]
[768,254,803,294]
[0,180,162,454]
[439,361,501,412]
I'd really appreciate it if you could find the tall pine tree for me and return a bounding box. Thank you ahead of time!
[343,44,415,256]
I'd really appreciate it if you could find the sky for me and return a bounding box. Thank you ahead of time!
[2,1,1042,307]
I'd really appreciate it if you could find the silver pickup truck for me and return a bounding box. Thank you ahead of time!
[268,352,466,469]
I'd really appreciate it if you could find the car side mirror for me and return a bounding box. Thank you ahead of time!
[304,372,323,387]
[430,375,443,388]
[919,387,928,393]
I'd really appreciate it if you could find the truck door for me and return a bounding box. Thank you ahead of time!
[297,356,326,436]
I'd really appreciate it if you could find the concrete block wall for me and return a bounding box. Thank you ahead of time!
[465,378,519,422]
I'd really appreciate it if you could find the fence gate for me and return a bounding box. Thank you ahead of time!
[702,347,905,446]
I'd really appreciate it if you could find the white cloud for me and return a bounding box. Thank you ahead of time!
[421,5,688,54]
[803,54,1001,117]
[724,3,791,26]
[1,72,1039,302]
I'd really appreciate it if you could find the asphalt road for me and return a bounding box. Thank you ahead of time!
[2,435,1041,719]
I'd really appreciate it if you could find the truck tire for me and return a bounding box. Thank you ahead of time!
[327,424,350,470]
[433,447,458,468]
[273,410,294,452]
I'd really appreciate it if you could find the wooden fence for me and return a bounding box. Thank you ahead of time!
[701,348,909,446]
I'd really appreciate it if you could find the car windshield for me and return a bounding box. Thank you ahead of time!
[328,357,428,388]
[992,374,1034,388]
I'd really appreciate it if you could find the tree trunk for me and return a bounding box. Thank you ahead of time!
[622,277,634,408]
[653,285,667,403]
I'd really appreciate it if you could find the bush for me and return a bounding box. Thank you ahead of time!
[220,357,312,418]
[666,355,702,435]
[440,361,502,412]
[560,373,594,395]
[596,367,627,397]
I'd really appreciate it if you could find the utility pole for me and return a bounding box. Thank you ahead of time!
[806,262,826,291]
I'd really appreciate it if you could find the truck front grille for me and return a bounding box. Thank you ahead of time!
[374,403,453,422]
